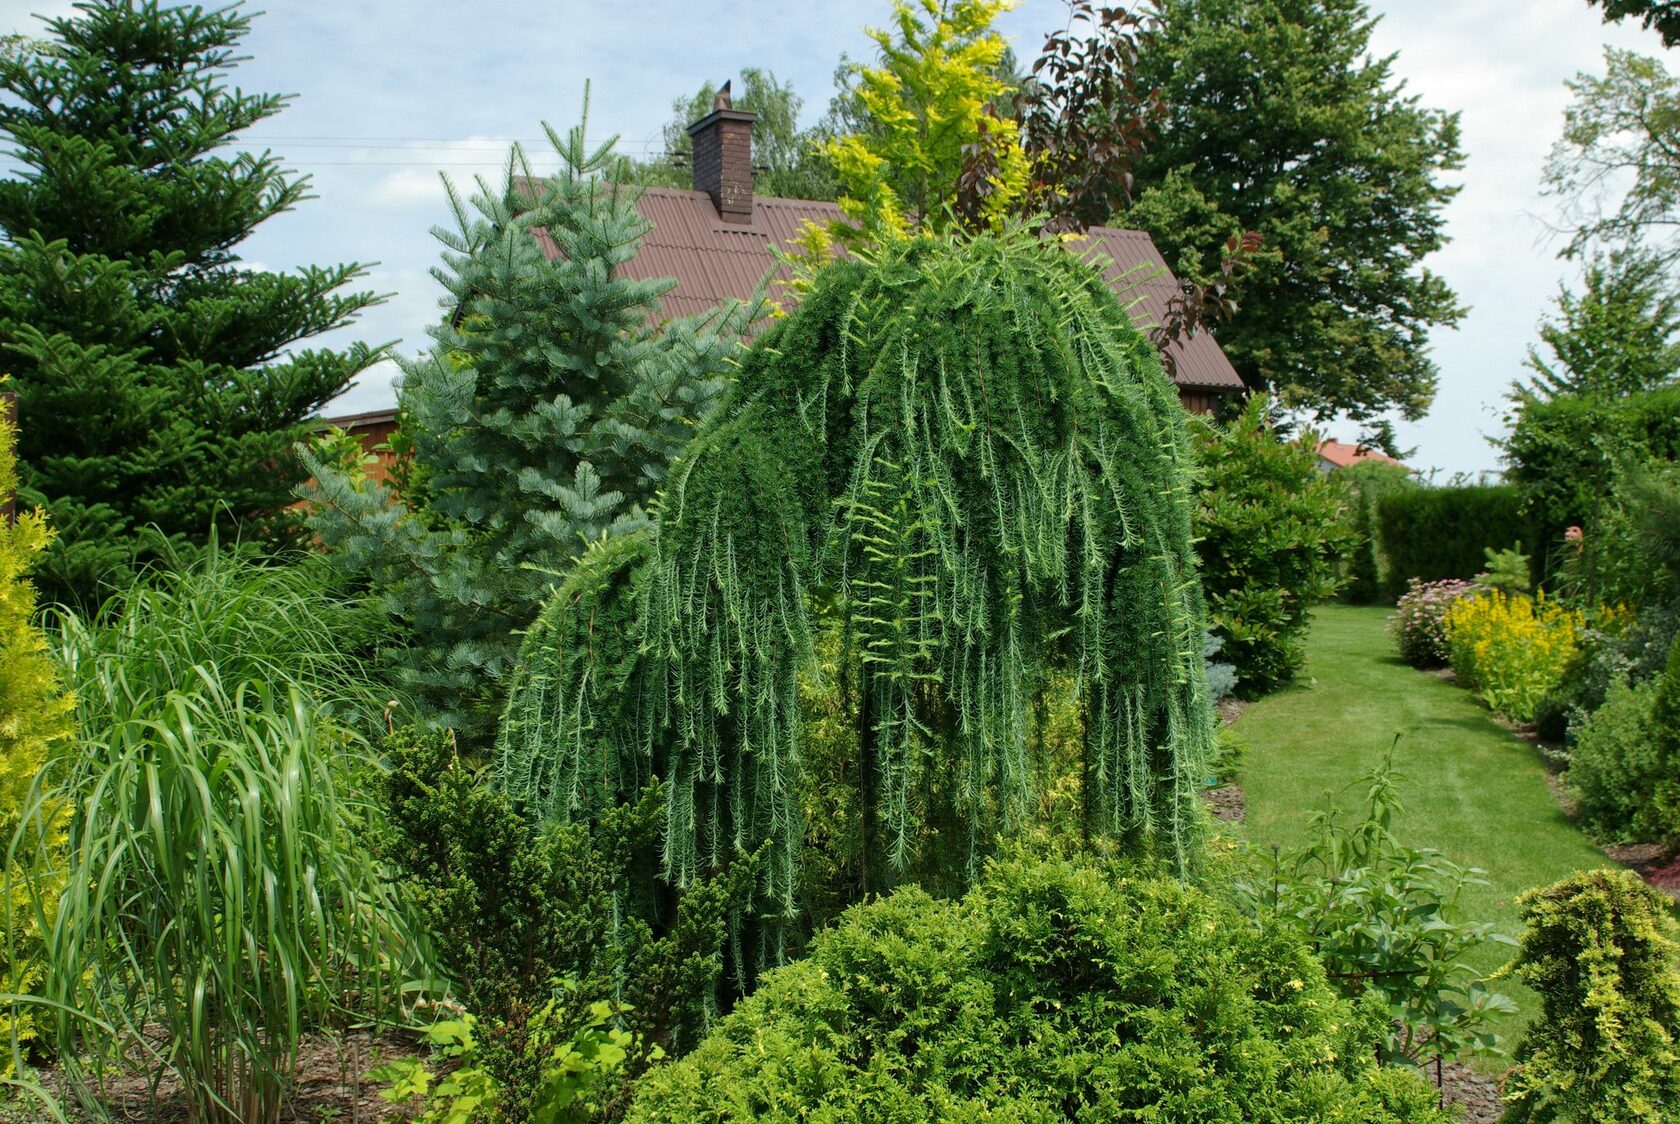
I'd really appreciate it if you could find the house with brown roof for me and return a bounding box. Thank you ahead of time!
[325,95,1245,462]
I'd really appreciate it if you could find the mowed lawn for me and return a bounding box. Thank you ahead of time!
[1233,603,1613,1054]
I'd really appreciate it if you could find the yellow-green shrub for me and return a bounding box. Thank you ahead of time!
[1444,590,1582,723]
[0,396,75,1069]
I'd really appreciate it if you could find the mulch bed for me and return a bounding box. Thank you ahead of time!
[22,1031,424,1123]
[1439,1061,1504,1123]
[1202,783,1245,822]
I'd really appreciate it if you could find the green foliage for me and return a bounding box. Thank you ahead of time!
[1545,47,1680,269]
[10,550,428,1123]
[1520,247,1680,401]
[1125,0,1464,425]
[373,993,652,1124]
[377,726,747,1119]
[0,1,383,606]
[1562,458,1680,610]
[1191,395,1356,696]
[0,401,73,1070]
[1479,543,1533,596]
[823,0,1030,239]
[1234,753,1517,1070]
[1587,0,1680,46]
[637,70,837,201]
[627,852,1455,1122]
[1501,384,1680,578]
[1374,484,1528,598]
[498,230,1215,969]
[1498,868,1680,1123]
[1339,460,1417,604]
[301,104,753,743]
[1567,635,1680,846]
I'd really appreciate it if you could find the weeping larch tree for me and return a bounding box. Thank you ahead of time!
[496,229,1214,968]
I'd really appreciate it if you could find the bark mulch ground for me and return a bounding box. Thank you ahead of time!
[14,1031,424,1124]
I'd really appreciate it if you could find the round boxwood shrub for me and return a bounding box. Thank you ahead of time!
[627,854,1454,1122]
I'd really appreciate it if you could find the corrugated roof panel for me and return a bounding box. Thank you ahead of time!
[542,186,1244,393]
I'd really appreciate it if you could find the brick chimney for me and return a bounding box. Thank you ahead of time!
[687,81,756,225]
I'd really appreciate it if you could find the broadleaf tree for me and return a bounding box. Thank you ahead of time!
[1585,0,1680,46]
[1123,0,1466,433]
[1520,246,1680,401]
[1545,48,1680,268]
[0,0,384,605]
[301,110,757,743]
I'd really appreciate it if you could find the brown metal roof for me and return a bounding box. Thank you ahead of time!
[613,187,1243,392]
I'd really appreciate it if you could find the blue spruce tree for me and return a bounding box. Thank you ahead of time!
[302,108,757,741]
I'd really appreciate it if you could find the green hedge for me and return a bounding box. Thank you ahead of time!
[1503,384,1680,579]
[1374,484,1528,599]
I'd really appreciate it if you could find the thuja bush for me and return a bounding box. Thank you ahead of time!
[1567,635,1680,847]
[497,230,1217,969]
[1389,577,1480,668]
[1444,590,1583,724]
[377,726,752,1121]
[10,548,427,1123]
[1375,484,1528,599]
[626,853,1455,1122]
[1340,459,1416,604]
[1498,869,1680,1123]
[1191,395,1356,696]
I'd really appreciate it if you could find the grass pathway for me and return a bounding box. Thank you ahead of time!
[1232,603,1613,1052]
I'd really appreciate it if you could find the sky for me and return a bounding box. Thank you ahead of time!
[0,0,1671,478]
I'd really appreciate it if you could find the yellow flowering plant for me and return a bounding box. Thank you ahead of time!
[1444,590,1583,724]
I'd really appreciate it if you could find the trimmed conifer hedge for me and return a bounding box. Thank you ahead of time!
[1375,484,1527,599]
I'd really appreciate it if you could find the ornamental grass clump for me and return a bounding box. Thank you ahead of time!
[498,229,1216,971]
[1389,577,1480,668]
[1444,589,1583,723]
[8,548,430,1123]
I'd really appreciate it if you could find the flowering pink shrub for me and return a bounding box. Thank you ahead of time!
[1390,578,1480,667]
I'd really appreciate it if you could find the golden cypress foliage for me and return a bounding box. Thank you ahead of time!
[0,386,74,1067]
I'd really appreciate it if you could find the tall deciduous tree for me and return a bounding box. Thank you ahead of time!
[1545,48,1680,268]
[301,112,755,743]
[0,1,384,605]
[1124,0,1465,427]
[1521,247,1680,401]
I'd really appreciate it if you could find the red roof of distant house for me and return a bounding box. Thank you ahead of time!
[1316,439,1401,469]
[589,187,1245,393]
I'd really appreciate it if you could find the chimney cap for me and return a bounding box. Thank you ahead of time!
[686,106,756,137]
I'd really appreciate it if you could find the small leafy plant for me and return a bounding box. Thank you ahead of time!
[1234,750,1516,1073]
[372,983,655,1124]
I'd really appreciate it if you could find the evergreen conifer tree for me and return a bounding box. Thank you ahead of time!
[0,1,385,605]
[302,111,756,742]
